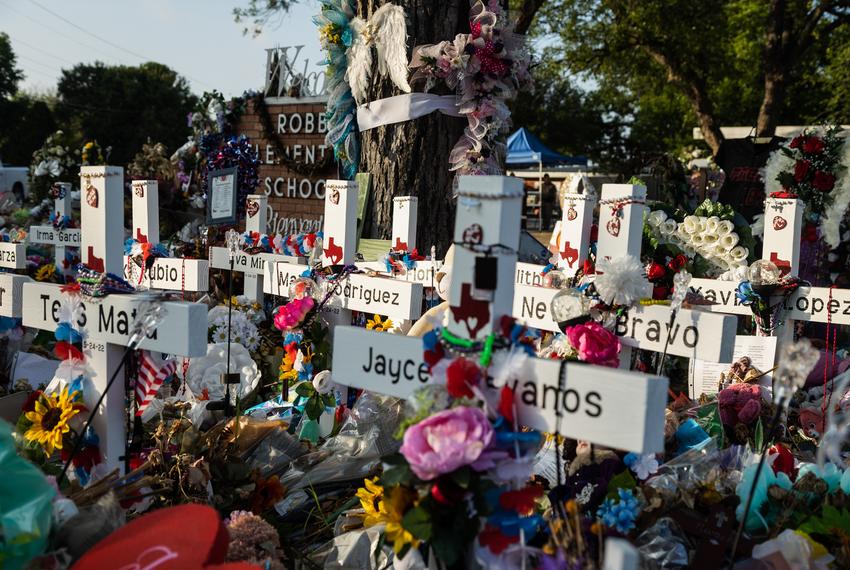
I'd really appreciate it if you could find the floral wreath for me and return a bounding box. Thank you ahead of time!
[409,0,531,181]
[241,230,323,257]
[201,135,261,216]
[763,126,850,249]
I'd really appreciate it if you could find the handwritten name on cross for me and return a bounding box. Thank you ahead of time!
[331,176,669,454]
[28,182,81,276]
[209,194,308,303]
[266,182,424,322]
[124,180,209,292]
[21,166,208,473]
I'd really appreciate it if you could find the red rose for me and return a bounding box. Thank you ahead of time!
[812,171,835,192]
[446,357,481,399]
[22,390,43,413]
[647,261,666,281]
[668,254,688,272]
[789,135,803,149]
[802,136,825,154]
[793,160,810,182]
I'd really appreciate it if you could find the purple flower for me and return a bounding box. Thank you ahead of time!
[400,406,495,480]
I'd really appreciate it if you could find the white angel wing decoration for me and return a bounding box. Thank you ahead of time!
[346,17,373,105]
[371,3,411,96]
[345,3,411,105]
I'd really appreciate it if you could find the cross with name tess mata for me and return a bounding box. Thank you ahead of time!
[123,180,210,293]
[28,181,81,278]
[21,166,208,474]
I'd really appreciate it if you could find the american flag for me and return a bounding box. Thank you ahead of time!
[135,351,176,416]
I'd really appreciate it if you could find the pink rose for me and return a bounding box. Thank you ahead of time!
[273,297,314,331]
[400,406,496,480]
[565,321,620,367]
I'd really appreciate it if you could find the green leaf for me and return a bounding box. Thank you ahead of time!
[381,464,413,487]
[322,393,337,407]
[382,453,407,466]
[304,394,324,420]
[402,506,433,541]
[753,417,764,451]
[606,469,637,499]
[431,531,461,566]
[696,402,725,447]
[294,382,315,398]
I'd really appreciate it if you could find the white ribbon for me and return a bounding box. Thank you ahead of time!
[357,93,462,131]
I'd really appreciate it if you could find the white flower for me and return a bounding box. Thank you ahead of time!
[629,454,659,480]
[312,370,335,394]
[719,233,739,250]
[659,219,678,236]
[489,346,530,388]
[594,256,650,306]
[750,214,765,238]
[696,218,707,234]
[647,210,667,227]
[729,246,748,263]
[702,233,719,245]
[716,220,735,236]
[683,215,700,234]
[212,328,227,343]
[184,343,260,404]
[705,216,720,234]
[691,233,705,246]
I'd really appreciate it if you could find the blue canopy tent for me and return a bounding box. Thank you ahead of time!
[505,128,587,229]
[505,128,587,168]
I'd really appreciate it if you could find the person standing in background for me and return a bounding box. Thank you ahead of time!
[541,174,557,230]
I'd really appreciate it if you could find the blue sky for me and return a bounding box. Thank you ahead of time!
[1,0,325,97]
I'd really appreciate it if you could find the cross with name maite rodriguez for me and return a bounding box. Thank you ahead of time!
[331,176,669,454]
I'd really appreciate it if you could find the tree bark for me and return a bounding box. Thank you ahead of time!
[756,0,789,137]
[358,0,468,257]
[514,0,546,35]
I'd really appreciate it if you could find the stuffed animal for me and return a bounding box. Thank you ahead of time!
[718,383,763,426]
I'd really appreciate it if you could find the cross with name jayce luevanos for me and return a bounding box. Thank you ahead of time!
[21,166,208,474]
[330,175,669,455]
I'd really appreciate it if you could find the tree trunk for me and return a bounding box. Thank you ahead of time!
[358,0,468,257]
[756,0,788,137]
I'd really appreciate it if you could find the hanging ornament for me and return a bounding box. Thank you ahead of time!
[567,203,577,221]
[606,217,621,237]
[246,198,259,218]
[85,177,98,208]
[772,216,787,231]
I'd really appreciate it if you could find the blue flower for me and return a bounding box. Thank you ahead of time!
[735,458,793,532]
[735,281,761,306]
[798,462,842,493]
[596,489,640,534]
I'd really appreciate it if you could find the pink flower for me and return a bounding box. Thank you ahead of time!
[273,297,314,331]
[400,406,495,480]
[565,321,620,367]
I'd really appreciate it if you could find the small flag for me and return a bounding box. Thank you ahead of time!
[135,350,176,416]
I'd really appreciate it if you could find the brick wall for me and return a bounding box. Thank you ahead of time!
[237,99,334,234]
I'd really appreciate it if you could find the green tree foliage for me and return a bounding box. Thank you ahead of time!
[55,62,197,166]
[524,0,850,164]
[0,32,23,100]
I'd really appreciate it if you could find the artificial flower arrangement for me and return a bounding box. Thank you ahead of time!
[764,126,849,250]
[409,0,532,180]
[352,316,545,566]
[208,305,262,353]
[644,199,756,278]
[80,140,105,166]
[15,287,101,483]
[241,230,323,258]
[28,130,80,201]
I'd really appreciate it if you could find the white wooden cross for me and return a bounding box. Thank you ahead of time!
[0,232,26,270]
[209,194,307,303]
[264,181,425,325]
[512,182,738,364]
[21,166,208,473]
[123,180,209,292]
[331,176,669,454]
[28,182,81,277]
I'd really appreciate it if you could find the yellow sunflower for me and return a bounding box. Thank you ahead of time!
[24,388,81,456]
[366,314,394,332]
[383,486,420,555]
[34,263,56,282]
[356,477,386,528]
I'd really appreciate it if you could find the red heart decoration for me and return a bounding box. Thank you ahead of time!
[246,199,259,218]
[85,185,98,208]
[772,216,787,231]
[606,217,620,237]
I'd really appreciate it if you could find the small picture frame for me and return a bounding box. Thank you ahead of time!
[206,167,238,225]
